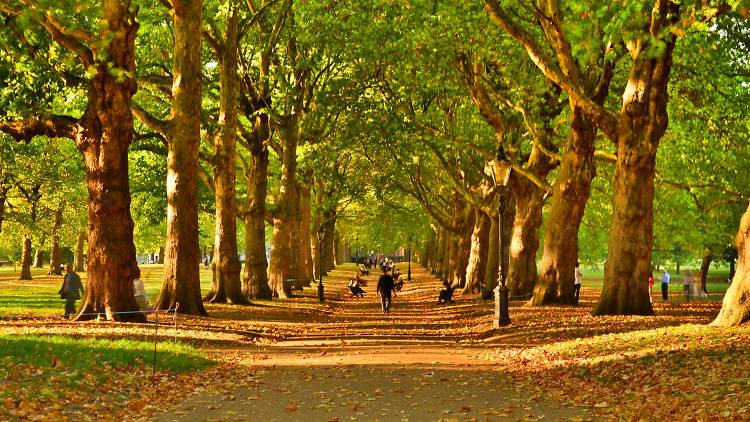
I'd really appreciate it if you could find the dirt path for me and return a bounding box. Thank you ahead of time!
[153,266,594,421]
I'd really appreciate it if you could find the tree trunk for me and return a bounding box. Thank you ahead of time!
[298,183,313,281]
[268,118,299,298]
[443,232,453,284]
[155,0,207,316]
[699,253,712,294]
[74,231,86,271]
[0,183,8,233]
[75,0,144,322]
[157,247,164,264]
[33,246,44,268]
[464,209,490,293]
[594,11,677,316]
[421,231,433,269]
[19,235,32,280]
[506,176,544,299]
[48,208,63,276]
[482,215,499,299]
[434,227,445,278]
[453,204,474,289]
[712,203,750,326]
[323,217,336,272]
[203,5,247,305]
[242,125,271,299]
[729,258,736,280]
[532,107,596,306]
[334,232,342,266]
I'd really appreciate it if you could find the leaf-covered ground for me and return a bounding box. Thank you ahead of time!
[1,264,747,421]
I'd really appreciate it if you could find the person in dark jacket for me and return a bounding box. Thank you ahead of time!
[376,266,394,313]
[59,263,83,319]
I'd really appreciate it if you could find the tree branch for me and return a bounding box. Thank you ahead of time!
[131,104,171,137]
[0,115,78,142]
[483,0,618,139]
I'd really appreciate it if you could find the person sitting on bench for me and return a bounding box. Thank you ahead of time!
[348,278,365,297]
[438,281,454,303]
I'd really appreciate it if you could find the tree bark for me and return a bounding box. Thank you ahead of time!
[323,215,336,272]
[203,4,247,305]
[155,0,207,316]
[532,107,596,306]
[699,253,712,294]
[594,7,678,316]
[712,203,750,326]
[453,203,474,289]
[33,247,44,268]
[157,246,164,264]
[464,209,490,293]
[482,215,499,299]
[74,231,86,271]
[0,182,8,233]
[19,235,32,280]
[76,0,144,322]
[48,208,63,276]
[443,231,452,284]
[434,228,445,277]
[242,124,271,299]
[268,118,299,298]
[298,182,313,281]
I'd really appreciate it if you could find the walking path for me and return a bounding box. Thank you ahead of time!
[154,265,594,421]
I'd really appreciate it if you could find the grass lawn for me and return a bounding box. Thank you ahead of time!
[0,264,215,317]
[580,266,732,299]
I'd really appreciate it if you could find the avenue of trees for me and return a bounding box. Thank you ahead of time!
[0,0,749,325]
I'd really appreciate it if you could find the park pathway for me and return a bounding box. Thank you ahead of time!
[153,264,594,422]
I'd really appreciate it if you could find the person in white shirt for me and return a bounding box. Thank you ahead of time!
[573,262,582,304]
[133,268,147,311]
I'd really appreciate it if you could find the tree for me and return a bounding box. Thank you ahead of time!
[201,0,248,304]
[134,0,207,315]
[712,202,750,326]
[0,0,144,321]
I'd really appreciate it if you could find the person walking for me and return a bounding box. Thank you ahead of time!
[58,263,83,319]
[661,269,670,301]
[573,262,582,304]
[376,266,395,313]
[683,270,693,303]
[648,272,654,303]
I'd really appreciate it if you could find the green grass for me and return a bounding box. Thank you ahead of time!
[0,334,212,403]
[0,334,210,374]
[579,267,732,296]
[0,264,215,316]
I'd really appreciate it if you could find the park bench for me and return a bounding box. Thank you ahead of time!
[284,278,309,291]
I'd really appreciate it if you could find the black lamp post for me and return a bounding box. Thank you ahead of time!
[407,235,412,281]
[355,236,359,265]
[317,230,324,302]
[490,146,512,328]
